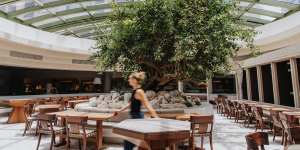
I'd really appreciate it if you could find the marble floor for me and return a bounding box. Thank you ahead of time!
[0,109,283,150]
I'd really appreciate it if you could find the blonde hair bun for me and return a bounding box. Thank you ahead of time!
[130,72,146,84]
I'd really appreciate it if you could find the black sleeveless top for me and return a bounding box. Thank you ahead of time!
[130,88,142,114]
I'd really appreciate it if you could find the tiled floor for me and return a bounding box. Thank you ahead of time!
[0,107,283,150]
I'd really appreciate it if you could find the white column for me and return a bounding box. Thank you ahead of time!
[235,73,240,100]
[256,66,264,102]
[290,58,300,108]
[271,63,280,105]
[178,81,184,92]
[246,68,252,100]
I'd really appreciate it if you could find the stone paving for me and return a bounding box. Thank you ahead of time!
[0,106,283,150]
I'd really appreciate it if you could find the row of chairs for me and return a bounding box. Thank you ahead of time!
[215,97,300,149]
[23,96,95,150]
[23,96,91,136]
[36,112,96,150]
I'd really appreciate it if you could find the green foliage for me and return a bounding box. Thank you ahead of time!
[93,0,256,86]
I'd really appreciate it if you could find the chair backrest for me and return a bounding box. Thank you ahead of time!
[24,103,35,117]
[270,110,281,126]
[279,112,290,129]
[37,114,56,133]
[241,104,249,115]
[253,107,263,121]
[245,132,269,150]
[65,116,88,137]
[279,112,293,142]
[190,115,214,134]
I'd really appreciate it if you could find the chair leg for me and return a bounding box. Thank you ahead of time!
[35,121,39,136]
[78,139,82,150]
[50,134,55,150]
[66,136,70,150]
[209,135,213,150]
[273,126,276,142]
[82,139,87,150]
[23,121,29,136]
[281,129,285,145]
[200,136,204,150]
[284,132,287,146]
[36,133,42,150]
[189,136,194,150]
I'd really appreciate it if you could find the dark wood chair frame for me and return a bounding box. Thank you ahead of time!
[245,132,269,150]
[190,115,214,150]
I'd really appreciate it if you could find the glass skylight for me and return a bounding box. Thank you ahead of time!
[17,9,49,20]
[0,0,298,40]
[253,3,289,14]
[244,12,276,22]
[279,0,300,4]
[61,12,90,20]
[32,17,60,26]
[48,3,82,13]
[81,0,110,8]
[0,0,37,13]
[90,8,112,15]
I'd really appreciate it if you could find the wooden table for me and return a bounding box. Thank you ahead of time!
[176,113,200,121]
[2,99,35,123]
[68,99,89,108]
[113,118,190,150]
[35,104,62,112]
[49,110,113,150]
[282,111,300,125]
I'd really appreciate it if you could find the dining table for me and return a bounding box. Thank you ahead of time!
[113,118,190,150]
[175,113,200,121]
[49,110,113,150]
[282,111,300,125]
[35,104,62,112]
[2,98,35,123]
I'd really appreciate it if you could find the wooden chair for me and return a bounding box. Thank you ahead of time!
[190,115,214,150]
[279,112,293,146]
[215,97,222,114]
[36,114,64,150]
[220,98,227,116]
[233,102,244,123]
[224,101,235,119]
[23,103,38,136]
[270,110,284,144]
[291,127,300,144]
[65,116,96,150]
[245,132,269,150]
[253,107,269,132]
[241,104,253,127]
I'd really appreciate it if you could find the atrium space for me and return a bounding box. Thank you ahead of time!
[0,0,300,150]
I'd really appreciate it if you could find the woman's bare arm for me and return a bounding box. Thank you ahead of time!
[135,89,159,118]
[114,103,131,116]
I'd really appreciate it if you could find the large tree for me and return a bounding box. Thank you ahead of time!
[93,0,256,90]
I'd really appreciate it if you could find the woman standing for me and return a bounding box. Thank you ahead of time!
[114,72,158,150]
